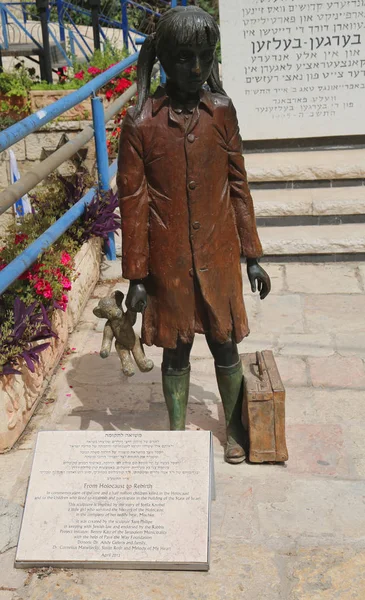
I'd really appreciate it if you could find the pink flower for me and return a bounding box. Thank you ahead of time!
[18,269,31,281]
[43,288,53,299]
[61,276,72,291]
[58,294,69,311]
[0,263,6,271]
[114,77,132,94]
[60,251,72,266]
[88,66,101,75]
[74,71,84,80]
[105,89,113,101]
[14,233,28,245]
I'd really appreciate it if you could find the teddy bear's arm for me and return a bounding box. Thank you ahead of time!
[100,321,114,358]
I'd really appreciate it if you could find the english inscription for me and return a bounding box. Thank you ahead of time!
[16,431,212,569]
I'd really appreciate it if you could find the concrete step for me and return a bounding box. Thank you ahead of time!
[259,223,365,255]
[253,186,365,218]
[245,148,365,183]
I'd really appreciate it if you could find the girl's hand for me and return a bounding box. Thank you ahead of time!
[126,280,147,312]
[246,258,271,300]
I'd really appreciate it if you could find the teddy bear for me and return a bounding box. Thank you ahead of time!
[93,290,154,377]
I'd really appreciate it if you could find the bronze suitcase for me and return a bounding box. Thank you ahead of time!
[241,351,288,463]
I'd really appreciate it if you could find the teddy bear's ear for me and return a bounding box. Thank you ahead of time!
[114,290,125,308]
[93,307,103,318]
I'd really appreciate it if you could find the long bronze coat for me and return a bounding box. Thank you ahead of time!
[117,87,263,349]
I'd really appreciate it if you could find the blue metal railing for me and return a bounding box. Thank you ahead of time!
[0,53,137,152]
[0,52,140,296]
[1,1,188,62]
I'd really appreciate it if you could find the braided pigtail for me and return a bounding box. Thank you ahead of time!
[207,55,226,96]
[135,33,157,117]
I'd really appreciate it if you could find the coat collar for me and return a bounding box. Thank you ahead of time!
[151,86,215,117]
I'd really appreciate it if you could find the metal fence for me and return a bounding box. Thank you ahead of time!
[0,52,141,296]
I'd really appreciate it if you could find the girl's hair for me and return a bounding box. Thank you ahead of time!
[135,6,225,116]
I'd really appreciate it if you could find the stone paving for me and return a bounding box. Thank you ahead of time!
[1,261,365,599]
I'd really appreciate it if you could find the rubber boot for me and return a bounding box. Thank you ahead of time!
[215,360,247,464]
[162,365,190,431]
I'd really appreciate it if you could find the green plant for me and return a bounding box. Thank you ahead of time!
[0,62,39,96]
[0,115,18,132]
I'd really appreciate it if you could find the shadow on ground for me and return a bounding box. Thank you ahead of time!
[65,354,227,446]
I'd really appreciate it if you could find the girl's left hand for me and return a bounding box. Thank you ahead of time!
[246,259,271,300]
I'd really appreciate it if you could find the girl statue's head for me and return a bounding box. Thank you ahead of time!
[135,6,224,116]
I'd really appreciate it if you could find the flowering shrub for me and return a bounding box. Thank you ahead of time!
[70,45,137,104]
[0,172,121,377]
[0,299,56,375]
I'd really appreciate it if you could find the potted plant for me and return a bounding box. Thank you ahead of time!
[0,62,35,121]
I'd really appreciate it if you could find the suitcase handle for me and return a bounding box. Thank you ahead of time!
[256,351,264,380]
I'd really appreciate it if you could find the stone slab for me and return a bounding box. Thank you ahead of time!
[255,478,365,543]
[259,223,365,255]
[245,149,365,182]
[16,430,213,571]
[278,334,334,357]
[10,541,284,600]
[288,547,365,600]
[336,332,365,359]
[220,0,365,140]
[308,355,365,389]
[304,295,365,333]
[285,263,362,294]
[312,186,365,216]
[358,264,365,290]
[253,294,304,334]
[253,188,313,217]
[285,388,365,425]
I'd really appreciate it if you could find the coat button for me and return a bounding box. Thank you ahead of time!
[187,133,195,143]
[192,221,200,230]
[189,268,194,277]
[188,181,196,190]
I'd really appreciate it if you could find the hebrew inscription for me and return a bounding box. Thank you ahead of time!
[219,0,365,139]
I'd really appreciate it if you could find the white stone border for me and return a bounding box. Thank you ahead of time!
[0,237,102,453]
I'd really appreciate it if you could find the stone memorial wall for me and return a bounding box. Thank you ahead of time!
[219,0,365,139]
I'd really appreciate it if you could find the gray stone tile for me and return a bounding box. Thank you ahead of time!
[0,548,27,591]
[15,540,283,600]
[277,333,334,357]
[254,295,305,334]
[275,356,308,387]
[308,355,365,389]
[304,295,365,333]
[287,546,365,600]
[336,333,365,359]
[286,263,362,294]
[285,388,365,425]
[255,478,365,543]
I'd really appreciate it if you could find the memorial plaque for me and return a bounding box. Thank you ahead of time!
[219,0,365,139]
[16,430,213,571]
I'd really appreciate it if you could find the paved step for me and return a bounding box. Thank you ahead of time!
[259,223,365,255]
[245,148,365,182]
[253,186,365,218]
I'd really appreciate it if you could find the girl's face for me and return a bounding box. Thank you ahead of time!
[160,39,216,94]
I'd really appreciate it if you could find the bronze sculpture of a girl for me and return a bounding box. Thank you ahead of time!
[117,6,271,463]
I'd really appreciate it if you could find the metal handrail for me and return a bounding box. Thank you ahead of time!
[0,52,138,153]
[0,52,144,292]
[0,81,140,215]
[0,161,117,296]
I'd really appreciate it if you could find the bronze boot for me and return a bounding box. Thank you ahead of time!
[162,365,190,430]
[215,360,247,464]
